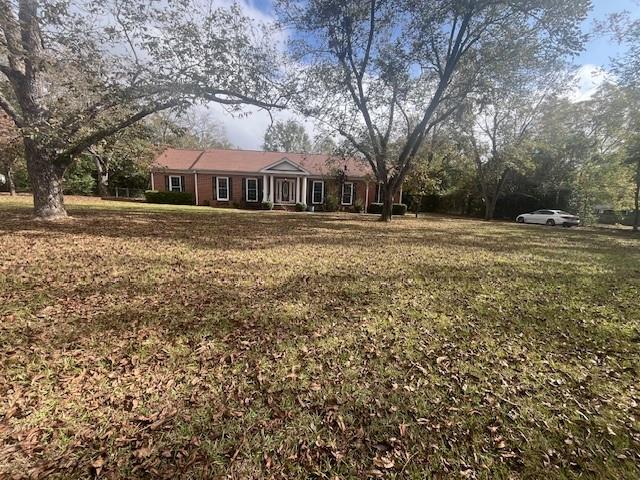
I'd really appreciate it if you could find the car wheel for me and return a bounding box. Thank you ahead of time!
[546,219,555,226]
[516,217,524,224]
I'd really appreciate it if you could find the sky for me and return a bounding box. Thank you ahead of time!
[206,0,640,150]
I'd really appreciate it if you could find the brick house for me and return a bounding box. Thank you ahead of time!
[150,148,401,211]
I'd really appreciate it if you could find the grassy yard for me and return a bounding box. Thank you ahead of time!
[1,195,639,479]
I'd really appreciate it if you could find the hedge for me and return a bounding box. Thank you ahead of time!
[368,203,408,215]
[392,203,408,215]
[145,190,194,205]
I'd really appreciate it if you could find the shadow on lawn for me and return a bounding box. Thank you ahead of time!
[1,205,639,479]
[2,205,637,258]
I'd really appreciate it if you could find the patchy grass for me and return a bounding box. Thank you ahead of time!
[0,195,639,480]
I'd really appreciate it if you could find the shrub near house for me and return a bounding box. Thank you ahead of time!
[145,191,194,205]
[150,148,402,210]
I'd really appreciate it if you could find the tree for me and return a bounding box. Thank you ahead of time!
[312,134,338,154]
[462,66,561,220]
[625,134,640,232]
[0,111,21,195]
[170,110,234,150]
[527,84,632,223]
[403,128,458,217]
[263,119,311,152]
[0,0,289,219]
[276,0,589,221]
[608,13,640,231]
[86,123,158,197]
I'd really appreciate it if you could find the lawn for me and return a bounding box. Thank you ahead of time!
[1,195,639,479]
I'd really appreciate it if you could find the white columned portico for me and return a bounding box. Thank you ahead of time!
[301,177,307,205]
[295,177,300,203]
[269,175,274,202]
[262,175,268,202]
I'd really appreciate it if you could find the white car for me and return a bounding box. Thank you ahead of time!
[516,209,580,227]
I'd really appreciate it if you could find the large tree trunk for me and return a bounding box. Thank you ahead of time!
[380,185,394,222]
[25,140,68,219]
[92,154,109,198]
[484,196,497,220]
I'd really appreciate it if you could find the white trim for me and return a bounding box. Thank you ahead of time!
[301,177,308,205]
[150,172,155,190]
[259,158,310,175]
[269,175,274,202]
[275,178,296,204]
[194,172,199,205]
[262,175,268,202]
[150,169,369,181]
[376,183,382,203]
[312,180,324,205]
[169,175,183,192]
[365,181,369,213]
[246,177,259,202]
[341,182,354,206]
[216,176,230,201]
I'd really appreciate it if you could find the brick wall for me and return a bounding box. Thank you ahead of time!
[151,172,402,210]
[152,173,195,196]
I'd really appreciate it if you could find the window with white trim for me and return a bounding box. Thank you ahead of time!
[216,177,229,201]
[169,175,183,192]
[246,178,258,202]
[341,182,354,205]
[312,180,324,204]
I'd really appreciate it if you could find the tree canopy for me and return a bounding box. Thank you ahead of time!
[275,0,590,220]
[0,0,290,218]
[263,119,312,153]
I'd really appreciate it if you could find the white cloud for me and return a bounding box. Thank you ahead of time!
[568,64,611,102]
[190,0,322,149]
[205,102,319,150]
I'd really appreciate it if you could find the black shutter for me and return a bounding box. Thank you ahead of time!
[180,175,186,193]
[228,177,233,202]
[213,177,217,200]
[258,178,263,203]
[352,182,357,204]
[164,175,169,192]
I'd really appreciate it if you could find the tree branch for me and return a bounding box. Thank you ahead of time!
[61,100,185,161]
[0,90,23,127]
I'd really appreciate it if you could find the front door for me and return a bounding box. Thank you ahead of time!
[275,178,295,204]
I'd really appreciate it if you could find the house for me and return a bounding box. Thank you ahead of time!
[150,148,401,210]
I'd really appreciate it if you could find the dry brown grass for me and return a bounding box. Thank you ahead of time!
[1,195,639,479]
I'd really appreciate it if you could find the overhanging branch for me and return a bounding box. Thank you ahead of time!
[0,90,23,127]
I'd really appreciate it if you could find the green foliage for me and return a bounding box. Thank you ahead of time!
[367,203,407,215]
[323,193,339,212]
[392,203,408,216]
[598,212,622,225]
[261,200,273,210]
[295,202,306,212]
[368,202,383,214]
[263,120,311,153]
[353,199,364,213]
[63,157,96,195]
[145,190,194,205]
[621,212,639,226]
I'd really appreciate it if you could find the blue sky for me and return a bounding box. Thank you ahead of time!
[211,0,640,149]
[578,0,638,66]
